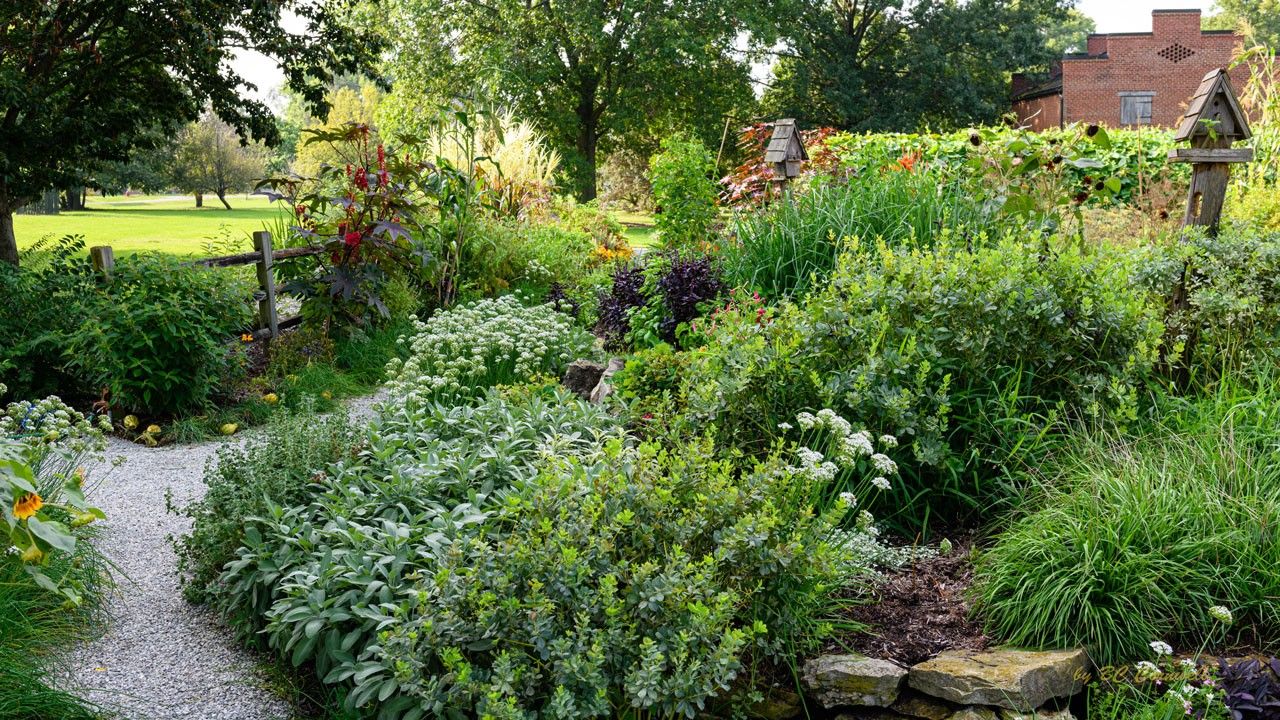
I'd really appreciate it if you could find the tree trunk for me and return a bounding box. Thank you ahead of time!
[195,192,203,208]
[575,85,600,202]
[0,208,17,266]
[216,188,232,210]
[62,186,85,211]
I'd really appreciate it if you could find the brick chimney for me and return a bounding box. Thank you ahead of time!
[1086,34,1109,57]
[1152,9,1202,37]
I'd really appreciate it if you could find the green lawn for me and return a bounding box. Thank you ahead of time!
[14,196,658,257]
[14,194,281,257]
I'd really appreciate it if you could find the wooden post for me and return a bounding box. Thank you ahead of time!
[252,231,279,340]
[89,246,114,280]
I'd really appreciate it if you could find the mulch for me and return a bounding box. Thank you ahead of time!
[831,534,990,667]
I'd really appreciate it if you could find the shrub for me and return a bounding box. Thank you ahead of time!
[724,168,1000,299]
[678,238,1163,521]
[973,372,1280,666]
[385,295,595,404]
[650,133,718,249]
[595,253,725,350]
[172,402,357,604]
[520,223,596,289]
[61,254,255,415]
[216,386,902,718]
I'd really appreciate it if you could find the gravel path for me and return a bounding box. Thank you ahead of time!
[60,393,385,720]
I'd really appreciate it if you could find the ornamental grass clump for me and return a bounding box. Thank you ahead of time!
[973,371,1280,666]
[385,295,595,404]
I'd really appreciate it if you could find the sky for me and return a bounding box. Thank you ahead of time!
[231,1,1225,110]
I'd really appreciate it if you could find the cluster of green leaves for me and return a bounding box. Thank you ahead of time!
[649,134,719,250]
[171,402,358,604]
[666,237,1163,524]
[973,370,1280,666]
[0,236,254,416]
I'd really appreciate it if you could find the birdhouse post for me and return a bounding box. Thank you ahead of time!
[1169,68,1253,236]
[764,119,808,199]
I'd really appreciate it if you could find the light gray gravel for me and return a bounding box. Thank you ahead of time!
[60,392,385,720]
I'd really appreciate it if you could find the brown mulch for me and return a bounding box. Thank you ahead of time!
[832,535,990,667]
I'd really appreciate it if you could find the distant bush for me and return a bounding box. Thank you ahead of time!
[974,372,1280,666]
[650,133,718,249]
[677,238,1163,521]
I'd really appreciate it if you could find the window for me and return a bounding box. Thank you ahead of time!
[1120,92,1155,125]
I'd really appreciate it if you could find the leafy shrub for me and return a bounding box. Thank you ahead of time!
[216,386,902,718]
[650,133,718,249]
[172,402,357,604]
[519,223,596,289]
[63,254,254,415]
[1132,227,1280,377]
[595,253,725,350]
[678,238,1163,520]
[724,168,1000,299]
[385,295,595,404]
[973,373,1280,665]
[596,264,647,349]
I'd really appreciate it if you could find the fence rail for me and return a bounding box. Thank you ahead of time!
[88,231,322,342]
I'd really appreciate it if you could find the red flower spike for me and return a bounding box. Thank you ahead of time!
[344,231,362,249]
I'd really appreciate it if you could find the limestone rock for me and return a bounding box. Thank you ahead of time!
[908,648,1087,712]
[588,357,626,403]
[949,708,999,720]
[999,709,1076,720]
[891,690,958,719]
[803,654,908,709]
[562,360,606,399]
[752,688,803,720]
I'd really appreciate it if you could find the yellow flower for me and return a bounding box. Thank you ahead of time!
[320,391,333,400]
[123,415,139,430]
[73,467,85,487]
[220,423,239,436]
[263,393,279,405]
[20,544,43,563]
[145,424,161,435]
[13,492,43,520]
[241,333,255,343]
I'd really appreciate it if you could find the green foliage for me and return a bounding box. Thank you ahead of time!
[519,223,597,289]
[677,238,1163,522]
[63,254,255,415]
[170,112,269,209]
[386,295,595,405]
[762,0,1071,131]
[973,371,1280,666]
[172,402,357,604]
[725,167,1000,299]
[650,134,719,249]
[0,0,382,264]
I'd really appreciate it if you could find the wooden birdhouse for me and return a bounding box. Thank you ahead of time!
[1169,68,1254,233]
[764,118,808,186]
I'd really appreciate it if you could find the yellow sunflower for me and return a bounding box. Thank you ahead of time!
[13,492,43,520]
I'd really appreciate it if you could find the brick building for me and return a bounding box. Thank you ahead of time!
[1012,9,1249,131]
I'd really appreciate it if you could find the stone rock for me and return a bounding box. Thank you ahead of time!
[588,357,626,403]
[803,654,908,709]
[999,709,1076,720]
[908,648,1088,712]
[752,688,803,720]
[891,690,958,719]
[834,712,904,720]
[948,708,999,720]
[562,360,606,399]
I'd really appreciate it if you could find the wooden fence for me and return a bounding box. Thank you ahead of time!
[88,231,324,342]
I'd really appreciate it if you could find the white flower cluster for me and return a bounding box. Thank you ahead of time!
[1149,640,1173,657]
[1207,605,1233,625]
[795,447,838,483]
[0,385,110,455]
[384,296,595,403]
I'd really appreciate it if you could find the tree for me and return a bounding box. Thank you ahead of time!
[171,113,269,209]
[0,0,381,265]
[1045,8,1097,57]
[1207,0,1280,48]
[293,83,383,176]
[376,0,769,200]
[762,0,1072,131]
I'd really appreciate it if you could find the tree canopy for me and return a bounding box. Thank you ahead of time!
[0,0,381,264]
[1207,0,1280,48]
[761,0,1073,131]
[171,113,269,209]
[375,0,770,200]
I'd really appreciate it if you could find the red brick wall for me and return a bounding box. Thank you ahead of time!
[1061,10,1248,128]
[1013,93,1062,131]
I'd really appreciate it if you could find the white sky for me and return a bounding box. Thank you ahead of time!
[231,1,1225,111]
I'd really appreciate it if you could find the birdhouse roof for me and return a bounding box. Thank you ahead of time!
[764,119,808,163]
[1175,68,1251,143]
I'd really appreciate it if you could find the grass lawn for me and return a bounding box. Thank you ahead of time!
[613,211,657,248]
[14,194,281,257]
